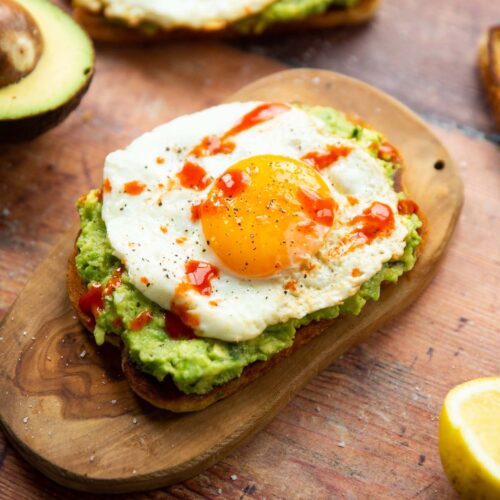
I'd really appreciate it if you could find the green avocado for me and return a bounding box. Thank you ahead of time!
[235,0,361,34]
[75,106,422,395]
[0,0,94,143]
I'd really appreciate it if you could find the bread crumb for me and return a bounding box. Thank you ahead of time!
[337,441,345,448]
[22,417,28,424]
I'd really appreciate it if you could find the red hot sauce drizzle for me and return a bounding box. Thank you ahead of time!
[221,103,289,141]
[179,103,290,190]
[349,202,395,245]
[130,310,153,331]
[79,283,103,328]
[168,260,220,335]
[103,266,123,296]
[124,180,146,195]
[164,310,196,340]
[397,198,419,215]
[103,178,112,193]
[191,201,202,222]
[217,169,251,198]
[190,135,236,158]
[177,161,211,191]
[297,187,336,227]
[302,145,352,170]
[377,142,402,164]
[184,260,219,296]
[79,266,123,328]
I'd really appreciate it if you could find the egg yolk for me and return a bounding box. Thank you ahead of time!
[200,155,336,278]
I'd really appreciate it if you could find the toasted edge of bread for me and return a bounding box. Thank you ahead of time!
[72,0,380,43]
[68,204,425,412]
[478,26,500,128]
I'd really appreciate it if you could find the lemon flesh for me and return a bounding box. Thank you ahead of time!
[439,377,500,499]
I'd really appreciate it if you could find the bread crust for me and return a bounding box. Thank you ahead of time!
[479,26,500,128]
[68,202,425,412]
[72,0,380,43]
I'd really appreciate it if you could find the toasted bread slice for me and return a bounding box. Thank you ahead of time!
[73,0,380,43]
[68,207,425,412]
[479,26,500,128]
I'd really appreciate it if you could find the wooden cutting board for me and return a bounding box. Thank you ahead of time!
[0,67,463,493]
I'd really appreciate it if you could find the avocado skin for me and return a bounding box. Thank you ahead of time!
[0,70,93,144]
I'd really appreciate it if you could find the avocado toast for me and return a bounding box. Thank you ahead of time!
[68,103,423,412]
[72,0,380,42]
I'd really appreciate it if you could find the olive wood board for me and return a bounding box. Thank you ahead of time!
[0,69,463,493]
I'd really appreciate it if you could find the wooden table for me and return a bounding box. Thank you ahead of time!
[0,0,498,497]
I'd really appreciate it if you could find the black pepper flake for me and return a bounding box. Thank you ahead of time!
[434,160,445,170]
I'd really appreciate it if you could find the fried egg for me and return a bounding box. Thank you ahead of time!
[102,102,409,342]
[75,0,276,30]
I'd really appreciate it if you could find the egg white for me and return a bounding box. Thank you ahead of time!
[102,102,409,342]
[75,0,276,30]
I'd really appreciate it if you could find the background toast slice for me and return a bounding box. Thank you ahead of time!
[479,26,500,128]
[72,0,380,43]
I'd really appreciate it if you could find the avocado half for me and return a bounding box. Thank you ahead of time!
[0,0,94,143]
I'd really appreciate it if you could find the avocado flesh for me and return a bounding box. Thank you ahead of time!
[235,0,361,34]
[0,0,94,142]
[75,106,423,395]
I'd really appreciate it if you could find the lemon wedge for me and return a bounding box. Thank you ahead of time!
[439,377,500,499]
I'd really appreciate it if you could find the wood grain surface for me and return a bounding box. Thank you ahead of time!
[0,67,463,493]
[0,0,499,498]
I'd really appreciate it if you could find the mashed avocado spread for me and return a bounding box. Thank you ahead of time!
[76,106,422,395]
[235,0,361,34]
